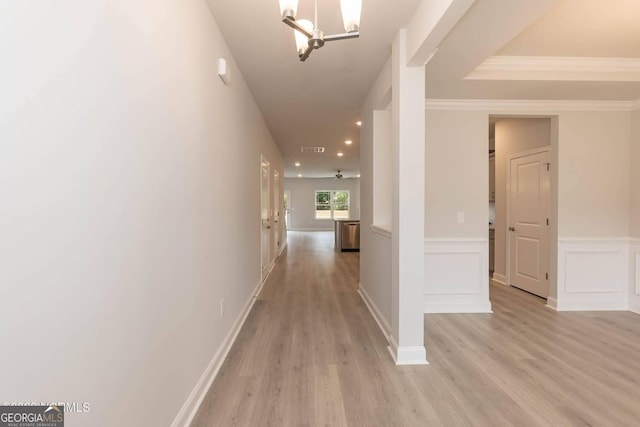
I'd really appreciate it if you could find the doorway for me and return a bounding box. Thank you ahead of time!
[261,158,271,282]
[284,189,291,230]
[489,117,556,302]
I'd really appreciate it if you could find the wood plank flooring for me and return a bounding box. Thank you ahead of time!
[192,231,640,426]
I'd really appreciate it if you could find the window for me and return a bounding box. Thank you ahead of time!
[315,190,350,219]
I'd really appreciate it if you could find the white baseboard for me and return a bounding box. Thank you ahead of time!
[171,277,266,427]
[388,335,428,365]
[424,238,492,313]
[492,272,506,286]
[557,238,628,311]
[424,299,492,314]
[546,297,558,311]
[358,284,391,341]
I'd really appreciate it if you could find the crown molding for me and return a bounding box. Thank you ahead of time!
[425,98,640,112]
[466,56,640,82]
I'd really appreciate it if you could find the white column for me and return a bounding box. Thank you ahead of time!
[389,29,427,365]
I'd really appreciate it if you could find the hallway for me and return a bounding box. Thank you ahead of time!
[193,231,640,426]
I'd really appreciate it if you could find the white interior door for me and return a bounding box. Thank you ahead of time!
[261,159,271,280]
[284,190,291,230]
[273,170,280,256]
[508,149,550,298]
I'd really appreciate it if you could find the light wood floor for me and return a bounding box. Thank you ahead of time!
[192,231,640,426]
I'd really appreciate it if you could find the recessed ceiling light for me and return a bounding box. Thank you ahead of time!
[337,152,344,157]
[297,174,302,177]
[294,162,301,167]
[356,121,362,126]
[345,140,353,145]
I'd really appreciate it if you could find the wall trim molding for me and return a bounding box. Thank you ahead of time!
[358,284,391,341]
[557,238,628,311]
[635,251,640,296]
[388,335,429,366]
[425,98,639,112]
[424,238,492,313]
[465,55,640,82]
[424,237,486,244]
[370,224,392,239]
[546,297,558,311]
[170,279,263,427]
[558,237,633,244]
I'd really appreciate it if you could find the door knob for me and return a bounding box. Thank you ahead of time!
[509,227,515,231]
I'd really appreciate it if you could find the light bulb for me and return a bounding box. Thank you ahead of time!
[294,19,313,56]
[340,0,362,33]
[279,0,298,18]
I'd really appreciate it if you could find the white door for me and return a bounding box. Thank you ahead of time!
[261,159,271,280]
[284,190,291,230]
[508,149,550,298]
[273,170,280,257]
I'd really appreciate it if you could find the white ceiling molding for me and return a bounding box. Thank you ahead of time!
[425,99,640,112]
[465,56,640,82]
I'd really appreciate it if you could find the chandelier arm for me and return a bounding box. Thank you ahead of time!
[299,44,314,61]
[324,32,360,42]
[282,15,314,38]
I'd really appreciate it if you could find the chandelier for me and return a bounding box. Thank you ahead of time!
[279,0,362,61]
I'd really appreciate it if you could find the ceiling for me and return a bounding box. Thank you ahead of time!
[206,0,422,178]
[207,0,640,178]
[426,0,640,100]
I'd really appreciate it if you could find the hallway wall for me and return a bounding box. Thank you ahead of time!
[359,59,394,337]
[0,1,282,426]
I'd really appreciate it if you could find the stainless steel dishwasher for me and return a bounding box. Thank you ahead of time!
[340,221,360,251]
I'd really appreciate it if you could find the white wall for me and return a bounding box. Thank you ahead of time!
[425,110,488,238]
[0,2,283,426]
[494,118,551,279]
[424,109,491,313]
[359,59,394,338]
[557,112,630,238]
[283,178,360,231]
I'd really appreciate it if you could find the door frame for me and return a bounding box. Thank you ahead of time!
[505,146,553,298]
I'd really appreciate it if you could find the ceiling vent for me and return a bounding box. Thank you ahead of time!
[300,146,325,153]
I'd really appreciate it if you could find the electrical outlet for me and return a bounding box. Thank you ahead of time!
[220,299,224,319]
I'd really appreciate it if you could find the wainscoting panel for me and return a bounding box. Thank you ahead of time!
[557,239,628,311]
[424,238,492,313]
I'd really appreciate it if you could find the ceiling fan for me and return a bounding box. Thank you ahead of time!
[335,170,343,179]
